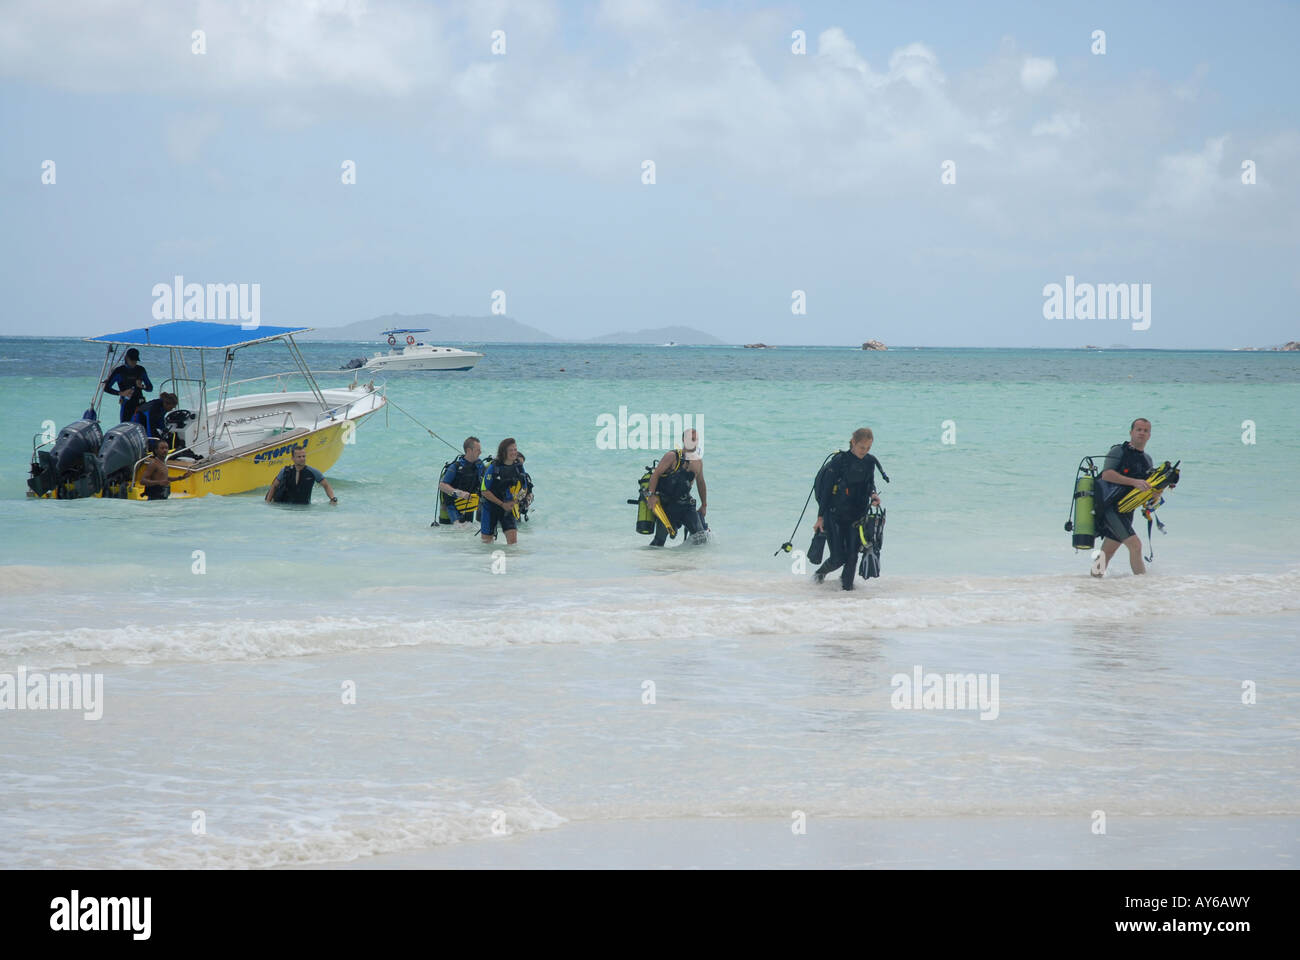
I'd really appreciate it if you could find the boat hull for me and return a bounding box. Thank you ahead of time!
[160,418,354,498]
[30,414,374,500]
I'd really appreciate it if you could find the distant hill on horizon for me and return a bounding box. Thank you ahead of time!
[296,314,723,345]
[295,312,557,343]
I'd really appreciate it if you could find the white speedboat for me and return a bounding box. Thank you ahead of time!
[362,329,482,372]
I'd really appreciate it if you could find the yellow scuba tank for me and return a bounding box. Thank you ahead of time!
[1116,461,1180,513]
[628,467,656,534]
[1064,457,1099,550]
[626,465,660,535]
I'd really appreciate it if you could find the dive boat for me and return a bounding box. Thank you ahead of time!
[27,321,386,500]
[362,329,482,372]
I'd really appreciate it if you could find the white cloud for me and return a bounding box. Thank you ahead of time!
[1019,57,1057,92]
[1032,111,1082,138]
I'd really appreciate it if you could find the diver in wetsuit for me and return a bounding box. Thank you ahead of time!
[265,444,338,505]
[103,348,153,422]
[131,392,179,441]
[480,438,527,544]
[812,427,883,590]
[646,429,707,546]
[1093,418,1156,577]
[438,436,484,525]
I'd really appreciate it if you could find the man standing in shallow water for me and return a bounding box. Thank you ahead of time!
[1093,418,1155,576]
[265,445,338,506]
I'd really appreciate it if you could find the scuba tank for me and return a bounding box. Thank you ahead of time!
[1064,457,1099,550]
[628,466,656,535]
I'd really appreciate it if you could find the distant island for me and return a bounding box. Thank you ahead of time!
[296,313,722,345]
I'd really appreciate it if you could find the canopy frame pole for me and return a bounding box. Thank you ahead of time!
[284,335,327,409]
[89,344,117,418]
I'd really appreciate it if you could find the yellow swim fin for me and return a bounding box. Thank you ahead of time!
[1116,461,1180,513]
[652,501,676,538]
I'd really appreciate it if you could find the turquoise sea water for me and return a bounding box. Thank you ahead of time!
[1,340,1297,867]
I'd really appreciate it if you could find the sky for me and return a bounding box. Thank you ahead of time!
[0,0,1296,347]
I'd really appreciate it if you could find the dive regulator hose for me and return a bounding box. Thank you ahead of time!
[775,452,889,556]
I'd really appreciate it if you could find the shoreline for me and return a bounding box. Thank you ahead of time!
[294,816,1298,870]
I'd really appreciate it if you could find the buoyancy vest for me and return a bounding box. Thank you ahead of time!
[657,448,695,501]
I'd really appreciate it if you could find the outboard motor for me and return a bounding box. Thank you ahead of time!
[97,422,150,497]
[28,419,103,497]
[342,357,366,370]
[51,419,103,473]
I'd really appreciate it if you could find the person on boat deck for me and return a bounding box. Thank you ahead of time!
[480,438,525,544]
[265,445,339,506]
[103,348,153,422]
[138,439,173,501]
[438,436,484,525]
[131,391,179,441]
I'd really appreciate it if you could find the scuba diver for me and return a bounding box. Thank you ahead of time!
[812,428,884,590]
[480,438,527,545]
[264,444,339,506]
[645,429,707,546]
[436,436,484,526]
[1093,418,1158,577]
[102,348,153,422]
[130,392,179,442]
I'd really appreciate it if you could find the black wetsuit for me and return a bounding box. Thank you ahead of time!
[272,465,325,504]
[650,449,704,546]
[104,363,152,422]
[480,459,524,537]
[813,451,881,588]
[131,399,172,440]
[1097,441,1153,542]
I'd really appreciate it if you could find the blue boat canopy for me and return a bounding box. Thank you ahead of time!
[380,328,430,335]
[84,320,311,350]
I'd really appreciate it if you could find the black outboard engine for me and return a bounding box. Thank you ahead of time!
[342,357,366,370]
[51,419,103,473]
[97,422,150,497]
[28,418,103,498]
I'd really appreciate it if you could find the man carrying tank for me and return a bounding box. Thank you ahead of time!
[438,436,484,526]
[812,427,883,591]
[1093,418,1155,577]
[645,429,707,546]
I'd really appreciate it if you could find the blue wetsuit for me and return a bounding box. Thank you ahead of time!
[479,459,523,537]
[104,363,153,422]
